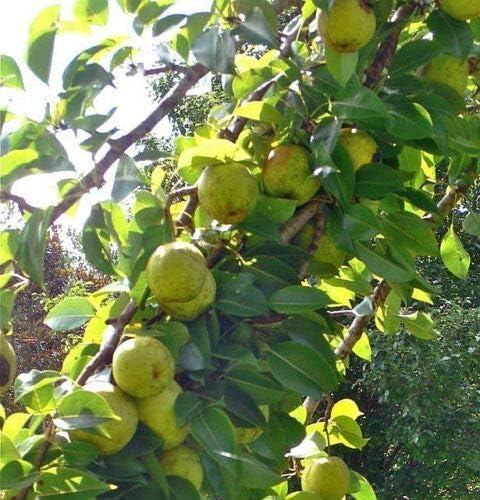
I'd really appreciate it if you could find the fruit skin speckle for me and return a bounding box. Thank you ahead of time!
[419,54,470,97]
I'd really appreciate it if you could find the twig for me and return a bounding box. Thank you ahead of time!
[327,309,355,318]
[280,199,323,244]
[363,2,417,89]
[0,191,36,214]
[143,63,189,76]
[175,190,199,235]
[50,64,209,224]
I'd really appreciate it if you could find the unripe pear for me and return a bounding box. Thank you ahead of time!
[112,336,174,399]
[0,334,16,395]
[262,145,320,206]
[439,0,480,21]
[198,162,259,224]
[301,456,350,500]
[420,54,469,96]
[161,271,216,321]
[318,0,376,53]
[147,242,208,304]
[286,493,320,499]
[338,128,378,171]
[159,445,204,491]
[137,380,190,450]
[69,382,138,455]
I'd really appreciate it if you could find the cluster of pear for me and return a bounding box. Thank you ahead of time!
[0,334,17,395]
[69,336,203,491]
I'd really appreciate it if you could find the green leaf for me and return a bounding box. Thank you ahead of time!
[426,10,473,60]
[381,212,439,256]
[62,441,99,467]
[168,476,202,500]
[351,332,371,361]
[0,149,39,183]
[14,370,63,413]
[329,415,369,449]
[270,286,329,314]
[349,470,377,500]
[152,14,186,37]
[234,101,282,124]
[0,459,39,490]
[325,47,358,86]
[440,225,470,279]
[354,164,402,199]
[399,311,437,340]
[332,87,389,126]
[74,0,109,26]
[0,55,24,89]
[112,154,144,202]
[191,407,236,455]
[26,4,61,83]
[16,209,52,288]
[343,204,380,241]
[35,466,113,497]
[0,432,21,464]
[239,211,281,241]
[0,290,14,330]
[331,399,363,421]
[268,342,338,398]
[354,242,414,283]
[45,297,96,331]
[216,275,269,318]
[233,6,279,48]
[0,230,19,266]
[191,27,235,74]
[463,211,480,237]
[390,40,442,76]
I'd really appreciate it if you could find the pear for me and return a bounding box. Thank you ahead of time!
[293,223,346,277]
[198,162,259,224]
[420,54,469,96]
[0,334,16,395]
[112,337,174,399]
[159,445,203,491]
[318,0,376,53]
[262,145,320,206]
[137,380,190,450]
[161,271,216,321]
[69,382,138,455]
[286,493,320,499]
[301,456,350,500]
[147,242,208,304]
[338,128,378,171]
[439,0,480,21]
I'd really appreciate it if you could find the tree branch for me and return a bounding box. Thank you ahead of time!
[50,64,208,224]
[280,199,323,244]
[0,191,36,214]
[297,208,325,279]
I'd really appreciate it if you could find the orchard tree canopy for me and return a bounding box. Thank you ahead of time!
[1,0,480,499]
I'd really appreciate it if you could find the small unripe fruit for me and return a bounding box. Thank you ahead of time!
[159,445,203,491]
[0,334,16,395]
[198,163,259,224]
[438,0,480,21]
[338,128,378,171]
[301,456,350,500]
[112,336,174,398]
[137,381,190,450]
[69,382,138,455]
[318,0,376,53]
[262,145,320,206]
[420,54,469,96]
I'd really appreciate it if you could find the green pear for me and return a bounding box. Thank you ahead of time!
[301,456,350,500]
[69,382,138,455]
[338,128,378,171]
[318,0,376,53]
[439,0,480,21]
[147,242,208,304]
[198,162,259,224]
[262,145,320,206]
[137,380,190,450]
[286,493,320,499]
[420,54,469,96]
[161,271,216,321]
[0,334,16,395]
[112,336,174,399]
[159,445,203,491]
[293,223,346,277]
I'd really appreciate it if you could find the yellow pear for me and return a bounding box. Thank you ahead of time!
[137,380,190,450]
[0,334,16,395]
[161,271,216,321]
[147,242,208,304]
[338,128,378,171]
[112,336,174,399]
[159,445,203,491]
[439,0,480,21]
[69,382,138,455]
[262,145,320,206]
[420,54,469,96]
[301,456,350,500]
[198,162,259,224]
[293,223,346,277]
[318,0,376,53]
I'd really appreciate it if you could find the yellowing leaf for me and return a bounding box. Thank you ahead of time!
[411,288,433,305]
[331,399,363,421]
[399,311,437,340]
[352,332,371,362]
[289,405,307,425]
[440,225,470,279]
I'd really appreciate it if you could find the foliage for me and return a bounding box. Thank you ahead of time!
[1,0,479,499]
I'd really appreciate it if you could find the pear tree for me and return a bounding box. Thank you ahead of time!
[0,0,479,499]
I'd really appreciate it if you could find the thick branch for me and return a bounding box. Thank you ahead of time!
[50,64,208,223]
[280,199,323,244]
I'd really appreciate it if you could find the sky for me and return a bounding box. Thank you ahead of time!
[1,0,213,227]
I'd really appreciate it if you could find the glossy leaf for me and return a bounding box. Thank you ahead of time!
[427,10,473,60]
[44,297,96,331]
[440,225,471,279]
[191,407,236,455]
[270,286,329,313]
[399,311,437,340]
